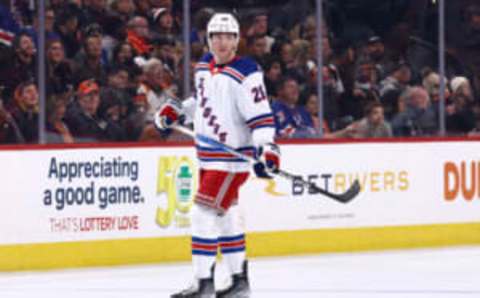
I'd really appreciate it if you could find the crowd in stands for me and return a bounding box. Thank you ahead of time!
[0,0,479,144]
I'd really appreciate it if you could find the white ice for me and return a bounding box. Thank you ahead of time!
[1,246,479,298]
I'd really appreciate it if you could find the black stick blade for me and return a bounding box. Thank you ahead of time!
[310,179,361,203]
[334,180,361,203]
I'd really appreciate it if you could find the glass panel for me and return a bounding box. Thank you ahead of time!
[445,0,480,136]
[0,0,187,145]
[323,0,442,139]
[0,0,39,144]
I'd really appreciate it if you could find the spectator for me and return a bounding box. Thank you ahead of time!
[245,9,275,52]
[365,36,387,79]
[126,16,152,56]
[0,3,20,47]
[446,76,476,134]
[97,88,128,140]
[348,102,392,138]
[274,40,295,71]
[247,34,268,65]
[379,60,412,120]
[421,68,450,105]
[271,77,316,138]
[65,79,124,142]
[0,32,36,103]
[55,5,81,58]
[6,80,39,143]
[391,86,437,136]
[73,32,107,85]
[133,0,151,18]
[124,92,149,140]
[0,86,23,143]
[262,56,284,99]
[300,92,330,136]
[450,76,474,102]
[26,6,60,44]
[83,0,109,28]
[137,58,172,122]
[342,57,379,120]
[151,35,179,74]
[446,93,476,134]
[380,62,412,97]
[112,41,140,77]
[44,8,59,40]
[46,95,74,143]
[151,8,177,37]
[46,38,75,96]
[103,65,132,119]
[108,0,135,23]
[190,8,214,46]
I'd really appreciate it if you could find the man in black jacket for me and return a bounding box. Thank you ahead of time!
[65,79,124,142]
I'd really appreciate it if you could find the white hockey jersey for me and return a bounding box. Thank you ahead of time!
[182,53,275,172]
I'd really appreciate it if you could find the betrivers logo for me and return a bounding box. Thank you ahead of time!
[444,161,480,201]
[257,170,409,196]
[155,156,197,228]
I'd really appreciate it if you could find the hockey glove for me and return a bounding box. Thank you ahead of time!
[253,143,280,179]
[154,99,183,132]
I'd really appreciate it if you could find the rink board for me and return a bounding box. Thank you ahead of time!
[0,139,480,270]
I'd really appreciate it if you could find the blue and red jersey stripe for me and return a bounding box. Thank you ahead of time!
[246,113,275,131]
[196,145,254,162]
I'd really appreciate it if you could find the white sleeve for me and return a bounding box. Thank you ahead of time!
[237,71,276,147]
[181,96,196,124]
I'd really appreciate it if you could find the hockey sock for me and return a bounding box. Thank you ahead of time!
[191,204,220,279]
[218,205,247,275]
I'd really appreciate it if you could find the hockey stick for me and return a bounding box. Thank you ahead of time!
[172,125,361,203]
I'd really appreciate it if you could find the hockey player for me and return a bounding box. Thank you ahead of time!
[154,12,280,298]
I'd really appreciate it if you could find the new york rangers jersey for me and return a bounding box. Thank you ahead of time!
[182,53,275,172]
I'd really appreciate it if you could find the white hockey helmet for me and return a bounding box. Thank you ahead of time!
[206,13,240,49]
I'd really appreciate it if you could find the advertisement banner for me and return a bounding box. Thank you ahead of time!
[0,141,479,246]
[0,147,197,244]
[242,142,480,232]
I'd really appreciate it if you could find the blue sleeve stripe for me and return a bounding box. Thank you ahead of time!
[246,113,274,125]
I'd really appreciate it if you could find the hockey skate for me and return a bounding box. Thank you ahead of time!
[216,261,250,298]
[171,277,215,298]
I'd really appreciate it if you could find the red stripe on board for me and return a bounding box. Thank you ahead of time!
[1,136,480,152]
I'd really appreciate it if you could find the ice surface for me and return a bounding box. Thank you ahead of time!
[0,246,479,297]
